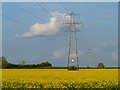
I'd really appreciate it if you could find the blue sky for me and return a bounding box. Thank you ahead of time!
[2,2,118,67]
[0,2,2,57]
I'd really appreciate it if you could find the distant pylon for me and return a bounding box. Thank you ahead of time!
[63,12,82,69]
[87,48,94,67]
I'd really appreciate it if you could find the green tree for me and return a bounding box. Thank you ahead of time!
[40,61,52,67]
[0,56,9,68]
[97,63,105,68]
[68,65,78,70]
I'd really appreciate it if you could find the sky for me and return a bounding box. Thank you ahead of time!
[2,2,118,67]
[0,2,2,57]
[1,0,120,2]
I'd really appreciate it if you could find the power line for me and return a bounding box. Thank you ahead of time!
[73,6,89,49]
[11,3,41,20]
[82,24,89,48]
[3,15,30,28]
[59,2,70,14]
[34,1,63,25]
[34,1,52,16]
[79,24,88,48]
[59,1,89,51]
[40,2,54,12]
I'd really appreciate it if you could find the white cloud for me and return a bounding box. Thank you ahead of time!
[101,43,108,47]
[52,48,82,60]
[104,15,112,20]
[111,52,118,60]
[101,41,117,48]
[16,12,68,38]
[52,49,66,59]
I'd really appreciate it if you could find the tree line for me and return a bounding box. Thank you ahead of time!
[0,56,52,69]
[0,56,118,69]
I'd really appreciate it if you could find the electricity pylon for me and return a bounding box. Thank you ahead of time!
[63,12,81,69]
[87,48,94,67]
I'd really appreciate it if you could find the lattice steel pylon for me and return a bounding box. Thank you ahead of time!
[63,12,81,70]
[87,48,94,67]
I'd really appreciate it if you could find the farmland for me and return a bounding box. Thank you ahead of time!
[2,69,118,88]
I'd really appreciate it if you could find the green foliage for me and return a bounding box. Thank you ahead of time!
[0,56,53,69]
[1,56,118,69]
[38,61,52,67]
[2,80,118,88]
[68,65,78,70]
[0,56,9,68]
[97,63,105,68]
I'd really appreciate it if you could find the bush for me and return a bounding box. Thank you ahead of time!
[97,63,105,68]
[68,66,78,70]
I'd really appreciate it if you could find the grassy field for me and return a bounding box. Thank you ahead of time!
[2,69,118,88]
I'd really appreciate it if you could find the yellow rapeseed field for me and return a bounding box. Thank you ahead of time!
[1,69,119,88]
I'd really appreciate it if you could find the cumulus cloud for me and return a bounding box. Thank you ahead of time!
[101,43,108,47]
[52,48,82,59]
[16,12,69,38]
[52,49,66,59]
[104,15,112,20]
[111,52,118,60]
